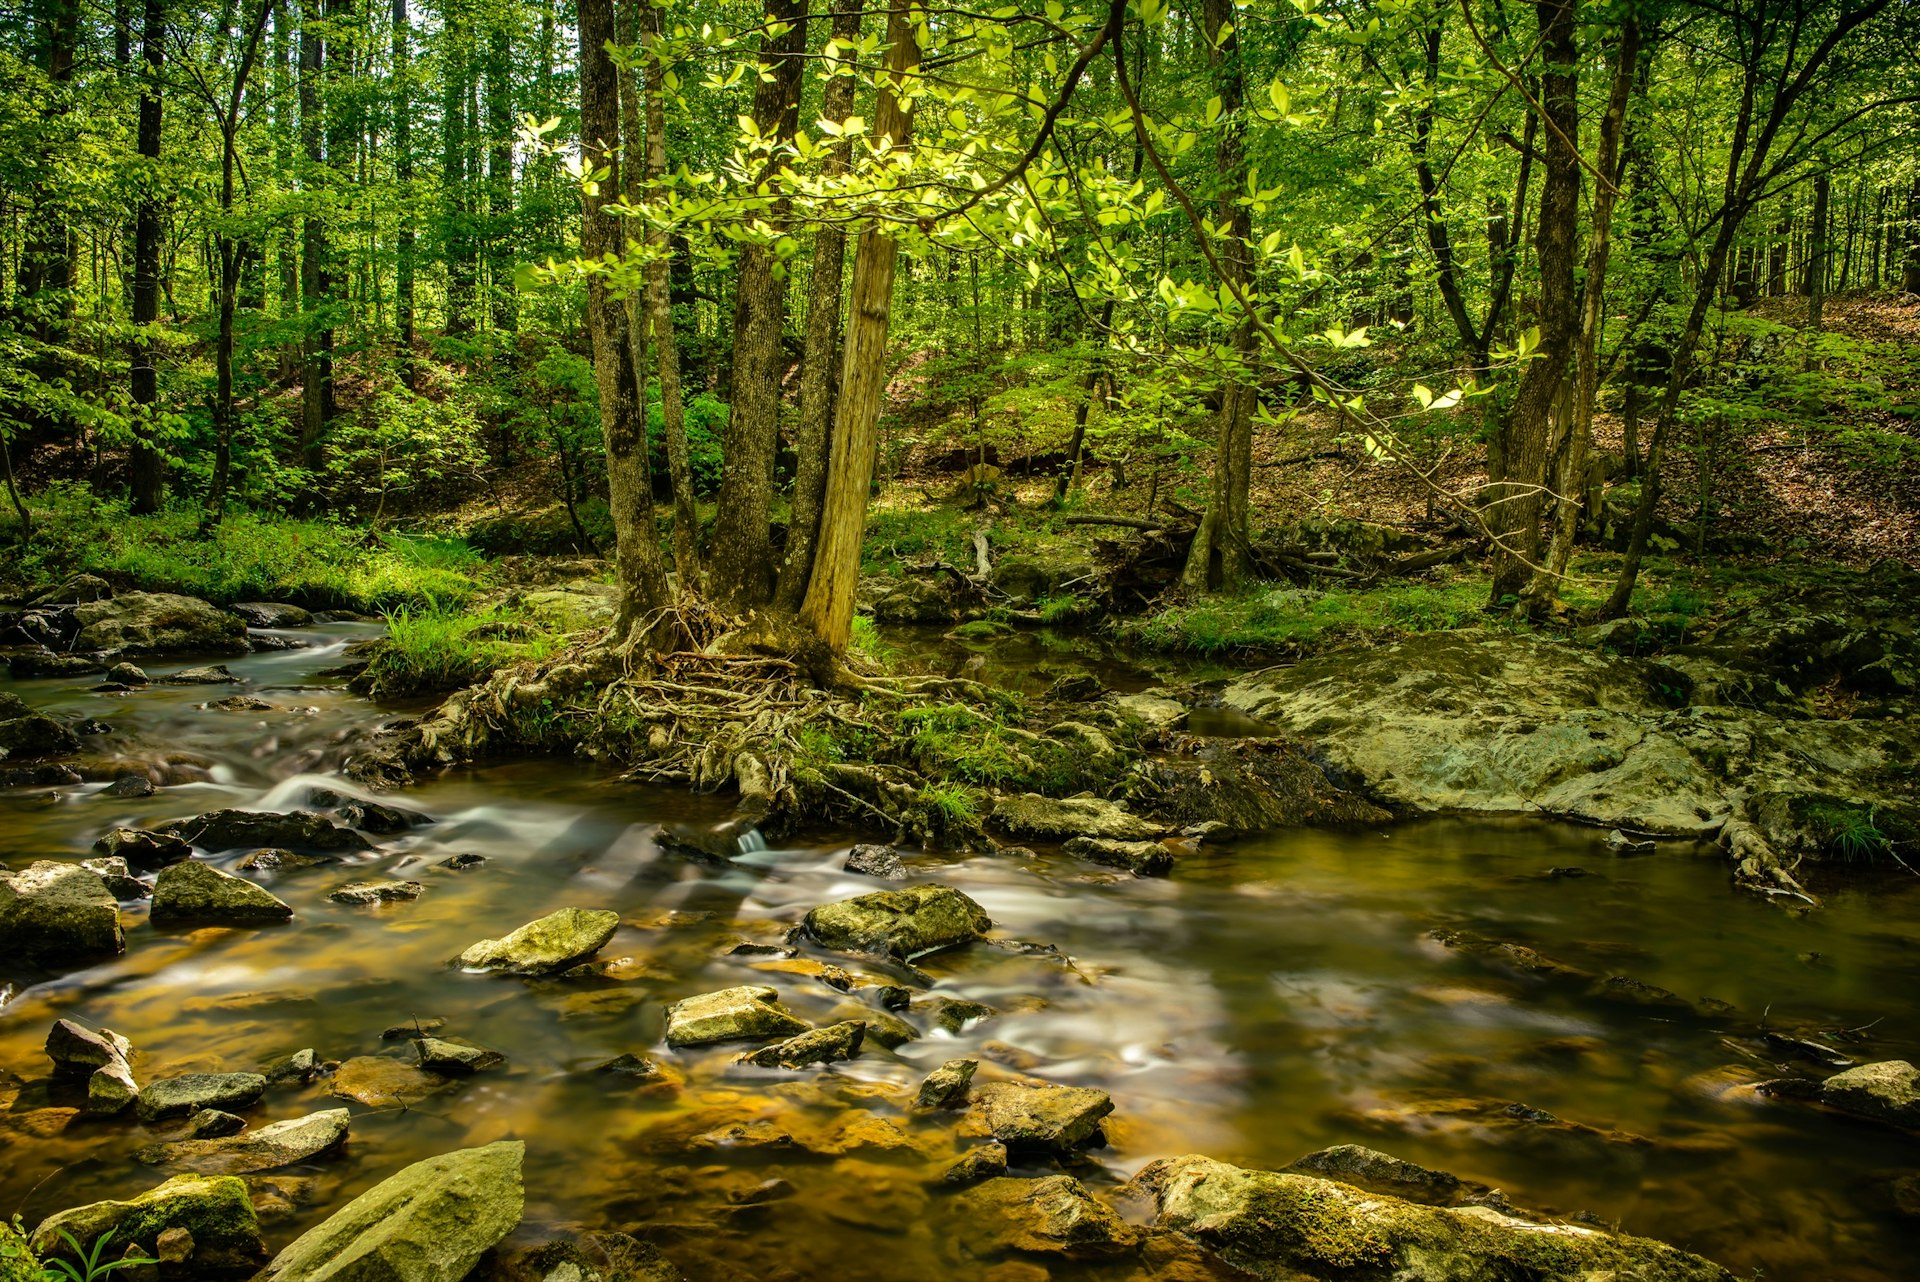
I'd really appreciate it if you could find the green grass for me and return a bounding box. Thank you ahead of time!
[1125,578,1490,656]
[357,602,565,698]
[9,485,484,611]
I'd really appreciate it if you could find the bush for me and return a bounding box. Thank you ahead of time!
[358,602,566,698]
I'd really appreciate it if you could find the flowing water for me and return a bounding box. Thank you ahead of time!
[4,623,1919,1280]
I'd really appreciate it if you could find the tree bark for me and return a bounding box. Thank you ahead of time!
[1488,0,1579,605]
[798,5,918,652]
[579,0,672,642]
[775,0,863,611]
[639,0,701,584]
[299,0,329,471]
[1179,0,1255,594]
[485,11,515,333]
[709,0,810,610]
[129,0,166,513]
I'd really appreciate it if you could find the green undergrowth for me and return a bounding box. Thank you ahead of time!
[9,484,484,611]
[1126,577,1492,656]
[357,602,566,698]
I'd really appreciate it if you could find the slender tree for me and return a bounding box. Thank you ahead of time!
[128,0,166,513]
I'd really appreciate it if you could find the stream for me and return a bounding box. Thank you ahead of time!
[3,622,1919,1281]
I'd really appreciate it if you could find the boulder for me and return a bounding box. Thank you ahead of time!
[30,1174,266,1274]
[1283,1144,1466,1205]
[29,573,113,605]
[69,592,248,656]
[1131,1154,1733,1281]
[239,848,336,872]
[1820,1060,1920,1128]
[872,578,955,624]
[264,1048,320,1085]
[0,714,80,760]
[150,861,293,925]
[205,695,273,712]
[843,843,906,879]
[136,1073,267,1122]
[156,809,372,853]
[0,861,124,964]
[949,1176,1136,1258]
[106,661,149,685]
[253,1141,524,1282]
[734,1020,865,1068]
[334,800,432,833]
[664,986,811,1047]
[988,793,1165,842]
[136,1109,350,1175]
[968,1080,1112,1151]
[79,855,149,900]
[161,664,243,684]
[88,1055,141,1115]
[1134,738,1393,834]
[8,651,102,679]
[330,1057,448,1108]
[0,692,30,720]
[230,602,314,629]
[802,884,992,960]
[942,1141,1007,1185]
[1062,836,1173,876]
[915,1058,977,1109]
[45,1018,132,1077]
[413,1038,504,1075]
[456,908,620,975]
[330,879,424,905]
[93,826,194,869]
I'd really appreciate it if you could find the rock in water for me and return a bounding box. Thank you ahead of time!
[334,800,431,833]
[69,592,249,656]
[915,1058,977,1109]
[330,1057,447,1108]
[0,861,124,964]
[942,1142,1008,1185]
[1820,1060,1920,1128]
[0,714,81,760]
[801,884,992,960]
[413,1038,505,1075]
[79,855,148,900]
[254,1141,524,1282]
[150,861,294,925]
[136,1073,267,1122]
[1062,836,1173,876]
[92,826,193,869]
[968,1081,1113,1151]
[843,843,907,879]
[476,1231,684,1282]
[663,986,811,1047]
[156,809,372,853]
[135,1109,350,1175]
[1283,1144,1466,1204]
[230,602,314,629]
[330,879,424,905]
[184,1109,249,1139]
[988,794,1165,841]
[1131,1154,1734,1282]
[106,661,149,685]
[734,1021,865,1068]
[29,1174,266,1274]
[457,908,620,975]
[950,1176,1137,1258]
[45,1018,132,1077]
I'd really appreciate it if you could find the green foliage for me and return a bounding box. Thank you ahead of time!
[1805,802,1893,862]
[325,381,488,522]
[7,483,482,610]
[36,1230,157,1282]
[360,601,566,698]
[648,392,730,496]
[1126,579,1488,655]
[888,701,1112,793]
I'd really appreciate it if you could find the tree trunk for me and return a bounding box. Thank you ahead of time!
[640,0,701,584]
[1488,0,1579,605]
[485,12,515,333]
[774,0,863,612]
[129,0,166,514]
[442,3,474,335]
[299,0,328,471]
[1805,169,1830,340]
[579,0,671,642]
[709,0,810,610]
[1179,0,1256,594]
[1524,14,1638,611]
[797,6,918,652]
[393,0,415,383]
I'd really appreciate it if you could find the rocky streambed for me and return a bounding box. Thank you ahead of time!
[3,593,1920,1280]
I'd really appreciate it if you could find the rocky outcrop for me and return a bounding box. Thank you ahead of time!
[135,1108,350,1175]
[150,861,294,925]
[0,861,124,964]
[156,809,372,853]
[1131,1154,1732,1282]
[1820,1060,1920,1128]
[802,884,992,960]
[254,1141,524,1282]
[46,1019,140,1115]
[456,907,620,975]
[70,592,249,656]
[664,986,811,1047]
[967,1080,1112,1151]
[31,1174,267,1275]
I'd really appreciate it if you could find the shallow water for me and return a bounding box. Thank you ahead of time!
[4,625,1919,1280]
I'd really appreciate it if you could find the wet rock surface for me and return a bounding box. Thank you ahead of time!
[664,985,811,1047]
[30,1173,267,1274]
[136,1108,350,1175]
[802,884,992,960]
[0,861,124,964]
[70,592,250,657]
[967,1080,1114,1151]
[156,808,373,853]
[988,794,1165,842]
[457,907,621,975]
[135,1072,267,1121]
[950,1175,1138,1259]
[1821,1060,1920,1129]
[150,861,294,925]
[733,1020,864,1068]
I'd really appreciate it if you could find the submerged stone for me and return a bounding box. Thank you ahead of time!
[136,1109,350,1175]
[457,907,620,975]
[330,1056,446,1108]
[950,1176,1137,1258]
[254,1141,524,1282]
[1131,1154,1733,1282]
[969,1080,1113,1151]
[1821,1060,1920,1128]
[802,883,992,960]
[734,1020,865,1069]
[664,985,810,1047]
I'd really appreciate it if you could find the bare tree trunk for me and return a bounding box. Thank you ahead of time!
[774,0,862,611]
[579,0,671,642]
[393,0,415,384]
[1179,0,1255,594]
[709,0,810,610]
[129,0,166,513]
[639,0,701,584]
[1525,14,1638,610]
[1489,0,1579,605]
[1805,169,1830,341]
[798,6,918,652]
[299,0,328,471]
[485,10,515,333]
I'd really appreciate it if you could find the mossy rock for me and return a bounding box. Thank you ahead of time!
[32,1173,266,1274]
[802,884,991,960]
[0,1219,39,1282]
[948,619,1016,643]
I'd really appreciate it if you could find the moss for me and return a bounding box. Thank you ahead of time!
[949,619,1015,642]
[1124,577,1493,657]
[0,1218,38,1282]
